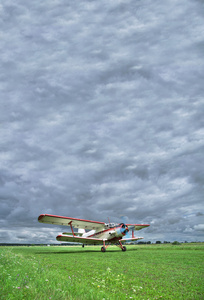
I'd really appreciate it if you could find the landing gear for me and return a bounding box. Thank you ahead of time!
[82,244,84,248]
[115,240,127,251]
[100,240,127,252]
[101,246,106,252]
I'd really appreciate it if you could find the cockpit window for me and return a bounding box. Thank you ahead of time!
[105,223,117,228]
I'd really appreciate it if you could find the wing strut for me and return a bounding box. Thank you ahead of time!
[132,229,134,238]
[69,221,76,237]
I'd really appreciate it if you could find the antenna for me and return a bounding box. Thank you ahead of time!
[108,217,111,223]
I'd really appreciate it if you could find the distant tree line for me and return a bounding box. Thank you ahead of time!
[0,241,203,247]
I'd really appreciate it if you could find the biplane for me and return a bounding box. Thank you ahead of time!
[38,214,150,252]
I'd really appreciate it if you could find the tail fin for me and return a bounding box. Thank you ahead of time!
[78,228,86,236]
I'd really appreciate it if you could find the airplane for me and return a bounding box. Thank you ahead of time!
[38,214,150,252]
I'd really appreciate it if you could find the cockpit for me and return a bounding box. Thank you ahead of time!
[105,223,118,228]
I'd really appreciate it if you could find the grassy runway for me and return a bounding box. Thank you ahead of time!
[0,243,203,299]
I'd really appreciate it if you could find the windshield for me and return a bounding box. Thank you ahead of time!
[105,223,117,228]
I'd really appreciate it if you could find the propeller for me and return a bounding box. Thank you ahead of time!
[124,227,131,241]
[119,223,129,235]
[120,215,133,243]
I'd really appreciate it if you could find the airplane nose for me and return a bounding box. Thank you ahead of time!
[120,224,129,235]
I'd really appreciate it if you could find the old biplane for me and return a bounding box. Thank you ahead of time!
[38,214,150,252]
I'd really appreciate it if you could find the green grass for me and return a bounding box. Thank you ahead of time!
[0,243,203,299]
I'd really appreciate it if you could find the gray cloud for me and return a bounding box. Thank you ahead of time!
[0,0,204,243]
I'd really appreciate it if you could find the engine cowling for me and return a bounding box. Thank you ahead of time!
[120,223,129,235]
[114,223,129,238]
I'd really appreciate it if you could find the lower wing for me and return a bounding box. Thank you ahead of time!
[56,234,104,245]
[120,237,143,242]
[56,235,143,245]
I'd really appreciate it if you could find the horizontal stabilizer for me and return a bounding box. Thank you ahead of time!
[62,232,83,236]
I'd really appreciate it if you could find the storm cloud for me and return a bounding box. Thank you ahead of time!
[0,0,204,243]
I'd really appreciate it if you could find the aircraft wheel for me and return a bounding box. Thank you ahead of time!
[101,246,106,252]
[122,246,126,251]
[82,244,84,248]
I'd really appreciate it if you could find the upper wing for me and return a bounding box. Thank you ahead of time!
[56,234,104,245]
[38,214,106,231]
[127,224,150,230]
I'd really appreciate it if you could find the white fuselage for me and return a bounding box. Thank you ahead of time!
[83,226,124,241]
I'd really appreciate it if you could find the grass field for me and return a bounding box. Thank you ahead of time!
[0,243,203,300]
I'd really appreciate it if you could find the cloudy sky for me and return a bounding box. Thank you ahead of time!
[0,0,204,244]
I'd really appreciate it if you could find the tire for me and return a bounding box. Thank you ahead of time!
[122,246,126,251]
[101,246,106,252]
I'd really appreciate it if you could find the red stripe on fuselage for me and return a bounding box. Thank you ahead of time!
[88,226,122,238]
